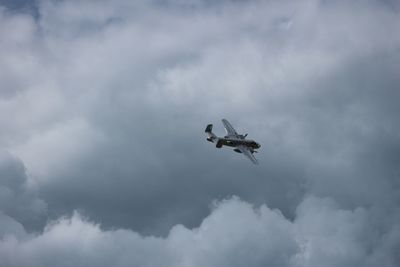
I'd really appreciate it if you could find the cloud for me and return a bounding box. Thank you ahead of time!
[0,197,296,267]
[0,151,46,233]
[294,196,400,267]
[0,196,399,267]
[0,0,400,265]
[0,197,297,267]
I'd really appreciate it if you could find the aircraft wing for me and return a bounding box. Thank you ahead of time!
[237,145,259,165]
[222,119,239,137]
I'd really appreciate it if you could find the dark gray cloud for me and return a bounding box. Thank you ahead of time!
[0,0,37,14]
[0,151,46,234]
[0,0,400,266]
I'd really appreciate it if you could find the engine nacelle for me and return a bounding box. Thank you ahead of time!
[233,148,242,153]
[216,140,223,148]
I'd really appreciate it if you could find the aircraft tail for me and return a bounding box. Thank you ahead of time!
[205,124,217,143]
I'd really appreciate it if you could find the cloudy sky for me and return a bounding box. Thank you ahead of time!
[0,0,400,266]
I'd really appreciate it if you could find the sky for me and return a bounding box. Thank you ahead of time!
[0,0,400,266]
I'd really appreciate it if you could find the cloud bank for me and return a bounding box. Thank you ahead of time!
[0,0,399,266]
[0,195,399,267]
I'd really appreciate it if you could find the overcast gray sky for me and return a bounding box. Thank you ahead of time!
[0,0,400,266]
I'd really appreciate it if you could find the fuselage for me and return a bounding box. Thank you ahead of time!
[219,137,261,149]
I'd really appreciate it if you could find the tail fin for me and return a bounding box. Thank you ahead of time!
[205,124,213,133]
[205,124,217,142]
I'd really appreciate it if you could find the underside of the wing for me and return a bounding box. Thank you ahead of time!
[237,145,259,165]
[222,119,238,137]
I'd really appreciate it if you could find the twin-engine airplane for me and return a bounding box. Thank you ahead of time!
[205,119,261,164]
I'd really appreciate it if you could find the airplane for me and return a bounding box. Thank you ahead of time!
[205,119,261,164]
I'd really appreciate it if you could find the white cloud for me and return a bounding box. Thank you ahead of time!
[0,197,296,267]
[1,196,399,267]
